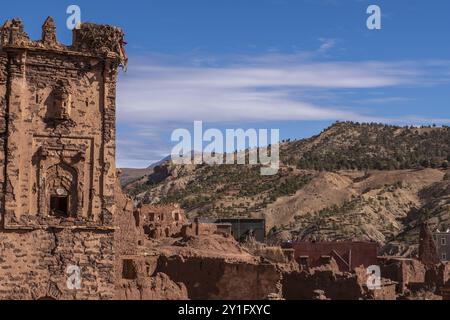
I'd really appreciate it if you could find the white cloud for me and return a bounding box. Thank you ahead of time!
[117,55,425,124]
[318,38,337,53]
[356,96,415,104]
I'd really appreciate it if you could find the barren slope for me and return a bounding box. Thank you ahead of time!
[123,122,450,254]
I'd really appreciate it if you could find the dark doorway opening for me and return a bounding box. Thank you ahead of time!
[122,259,137,280]
[50,195,68,216]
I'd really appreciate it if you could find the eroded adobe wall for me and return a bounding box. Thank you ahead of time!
[2,49,109,226]
[180,221,219,238]
[113,180,143,284]
[116,272,188,300]
[0,228,114,300]
[0,52,7,226]
[282,270,365,300]
[138,204,186,239]
[209,261,281,300]
[379,258,426,293]
[0,18,125,300]
[0,18,125,228]
[292,241,378,271]
[114,255,188,300]
[155,255,281,300]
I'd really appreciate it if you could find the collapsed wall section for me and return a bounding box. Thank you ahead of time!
[155,255,281,300]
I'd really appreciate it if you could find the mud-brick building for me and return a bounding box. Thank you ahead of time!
[291,241,378,272]
[434,229,450,262]
[0,17,126,299]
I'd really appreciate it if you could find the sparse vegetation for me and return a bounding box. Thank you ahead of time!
[284,122,450,171]
[123,122,450,253]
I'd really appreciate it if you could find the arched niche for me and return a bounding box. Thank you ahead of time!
[45,162,79,217]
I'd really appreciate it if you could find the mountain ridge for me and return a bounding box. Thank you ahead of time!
[121,122,450,255]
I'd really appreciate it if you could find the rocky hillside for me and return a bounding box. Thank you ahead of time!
[122,122,450,255]
[284,122,450,171]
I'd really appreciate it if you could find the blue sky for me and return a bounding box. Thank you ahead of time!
[2,0,450,167]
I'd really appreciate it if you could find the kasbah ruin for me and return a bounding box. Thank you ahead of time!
[0,17,448,301]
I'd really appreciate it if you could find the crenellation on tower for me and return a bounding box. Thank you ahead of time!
[0,17,127,69]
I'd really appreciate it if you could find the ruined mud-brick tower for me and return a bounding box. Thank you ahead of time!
[0,17,126,299]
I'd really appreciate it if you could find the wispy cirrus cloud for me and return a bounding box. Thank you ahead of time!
[117,54,440,125]
[318,38,338,53]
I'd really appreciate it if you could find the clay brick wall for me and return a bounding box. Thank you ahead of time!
[0,52,8,228]
[0,19,123,227]
[0,17,125,300]
[282,270,365,300]
[370,282,397,300]
[138,204,186,239]
[292,241,378,272]
[215,218,266,242]
[0,229,114,299]
[181,221,219,238]
[156,255,280,300]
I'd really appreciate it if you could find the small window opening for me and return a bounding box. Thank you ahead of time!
[122,259,137,280]
[50,195,68,216]
[299,256,309,268]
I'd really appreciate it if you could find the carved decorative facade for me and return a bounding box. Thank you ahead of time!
[0,17,126,299]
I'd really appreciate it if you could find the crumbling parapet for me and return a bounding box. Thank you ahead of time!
[72,23,128,68]
[0,17,127,69]
[0,18,31,47]
[181,219,220,238]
